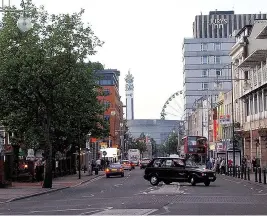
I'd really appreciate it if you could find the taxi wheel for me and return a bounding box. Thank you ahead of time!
[121,173,124,177]
[106,175,110,178]
[150,175,159,186]
[190,176,196,186]
[204,180,210,186]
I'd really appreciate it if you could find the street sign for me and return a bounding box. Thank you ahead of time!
[103,151,107,156]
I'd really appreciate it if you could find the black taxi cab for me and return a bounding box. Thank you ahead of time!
[143,157,216,186]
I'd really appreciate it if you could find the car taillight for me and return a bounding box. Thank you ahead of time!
[106,169,110,172]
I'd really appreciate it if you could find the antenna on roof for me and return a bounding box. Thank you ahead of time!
[200,11,202,15]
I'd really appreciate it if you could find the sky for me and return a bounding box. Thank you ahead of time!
[8,0,267,120]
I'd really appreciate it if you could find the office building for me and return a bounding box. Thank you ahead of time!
[96,69,124,148]
[127,119,182,145]
[183,11,267,114]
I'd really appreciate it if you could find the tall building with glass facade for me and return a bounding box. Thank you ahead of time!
[183,11,266,113]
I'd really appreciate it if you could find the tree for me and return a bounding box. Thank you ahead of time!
[164,132,179,155]
[128,139,147,157]
[0,1,107,188]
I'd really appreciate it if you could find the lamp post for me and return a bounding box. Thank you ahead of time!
[120,122,123,160]
[86,132,91,175]
[1,0,32,32]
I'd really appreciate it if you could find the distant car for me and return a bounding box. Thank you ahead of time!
[130,160,139,169]
[144,157,216,186]
[106,163,124,178]
[140,158,151,169]
[121,160,132,170]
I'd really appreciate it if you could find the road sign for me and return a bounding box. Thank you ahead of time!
[103,151,107,156]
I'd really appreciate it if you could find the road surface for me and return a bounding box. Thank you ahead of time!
[1,168,267,215]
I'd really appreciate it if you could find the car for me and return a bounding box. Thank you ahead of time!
[106,163,124,178]
[121,160,132,170]
[140,158,151,169]
[143,157,216,186]
[130,160,139,169]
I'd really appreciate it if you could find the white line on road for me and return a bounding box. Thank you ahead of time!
[30,207,104,213]
[82,194,95,198]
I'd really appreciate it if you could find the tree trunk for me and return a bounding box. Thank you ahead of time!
[42,113,53,188]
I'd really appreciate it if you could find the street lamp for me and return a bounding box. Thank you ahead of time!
[86,132,91,175]
[17,15,32,32]
[1,0,32,32]
[120,123,123,160]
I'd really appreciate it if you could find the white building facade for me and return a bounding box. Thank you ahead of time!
[230,19,267,167]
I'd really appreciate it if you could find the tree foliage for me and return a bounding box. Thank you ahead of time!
[163,132,181,155]
[128,133,147,155]
[0,0,108,187]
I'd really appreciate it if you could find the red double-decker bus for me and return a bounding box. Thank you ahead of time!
[181,136,207,155]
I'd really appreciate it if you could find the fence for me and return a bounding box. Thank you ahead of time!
[226,166,267,185]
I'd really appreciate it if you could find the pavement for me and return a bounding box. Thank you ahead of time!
[1,168,267,215]
[0,171,105,204]
[221,171,267,189]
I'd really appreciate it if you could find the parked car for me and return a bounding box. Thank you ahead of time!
[143,157,216,186]
[140,158,151,169]
[106,163,124,178]
[121,160,132,170]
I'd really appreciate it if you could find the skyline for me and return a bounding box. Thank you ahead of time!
[8,0,267,120]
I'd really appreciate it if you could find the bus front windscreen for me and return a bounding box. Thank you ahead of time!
[187,136,206,154]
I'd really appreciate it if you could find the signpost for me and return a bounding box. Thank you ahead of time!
[103,151,107,169]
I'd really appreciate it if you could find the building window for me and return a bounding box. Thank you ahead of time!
[104,115,110,122]
[264,89,267,111]
[244,71,249,80]
[214,94,219,102]
[250,97,253,115]
[214,56,221,64]
[202,70,208,77]
[103,88,110,96]
[202,83,209,90]
[104,101,111,109]
[254,94,258,114]
[216,69,222,76]
[201,56,208,64]
[201,43,208,51]
[214,82,223,89]
[214,43,221,50]
[245,100,249,116]
[259,93,263,112]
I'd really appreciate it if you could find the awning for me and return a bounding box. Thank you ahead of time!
[238,49,267,68]
[256,25,267,39]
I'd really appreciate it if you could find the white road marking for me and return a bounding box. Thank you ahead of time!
[30,207,102,213]
[82,194,94,198]
[259,190,263,193]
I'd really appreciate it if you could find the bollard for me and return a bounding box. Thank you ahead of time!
[226,166,229,176]
[255,167,258,182]
[259,167,262,183]
[263,169,266,184]
[238,166,240,178]
[247,167,250,181]
[230,166,232,176]
[241,166,244,179]
[244,167,247,180]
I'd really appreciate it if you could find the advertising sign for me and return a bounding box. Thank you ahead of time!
[219,115,231,125]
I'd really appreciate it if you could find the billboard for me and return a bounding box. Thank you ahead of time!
[100,148,117,158]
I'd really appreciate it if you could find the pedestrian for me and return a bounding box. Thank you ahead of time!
[220,158,226,175]
[252,157,256,172]
[215,158,220,174]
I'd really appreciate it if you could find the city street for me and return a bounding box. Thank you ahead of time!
[1,169,267,215]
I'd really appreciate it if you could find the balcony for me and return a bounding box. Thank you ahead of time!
[256,25,267,39]
[238,49,267,68]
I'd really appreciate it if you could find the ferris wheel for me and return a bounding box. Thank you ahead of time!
[160,90,184,120]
